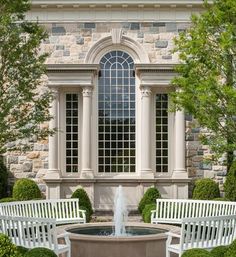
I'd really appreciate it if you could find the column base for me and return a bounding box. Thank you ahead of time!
[44,169,61,180]
[172,169,188,179]
[140,169,154,178]
[80,169,94,178]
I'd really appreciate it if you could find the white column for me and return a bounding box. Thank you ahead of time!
[172,110,188,178]
[140,86,153,177]
[81,87,94,178]
[45,88,61,199]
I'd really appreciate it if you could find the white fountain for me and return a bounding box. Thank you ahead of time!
[64,185,177,257]
[113,185,128,236]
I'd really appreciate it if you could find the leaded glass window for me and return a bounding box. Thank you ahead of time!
[98,51,135,173]
[66,93,78,173]
[156,94,168,173]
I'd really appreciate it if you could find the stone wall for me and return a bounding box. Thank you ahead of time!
[4,21,227,196]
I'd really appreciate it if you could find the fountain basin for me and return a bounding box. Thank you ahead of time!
[57,222,180,257]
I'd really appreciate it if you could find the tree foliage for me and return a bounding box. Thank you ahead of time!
[171,0,236,165]
[0,0,53,154]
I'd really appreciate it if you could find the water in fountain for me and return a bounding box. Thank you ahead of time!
[113,185,128,236]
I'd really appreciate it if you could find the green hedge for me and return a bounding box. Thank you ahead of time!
[138,187,161,214]
[224,160,236,201]
[16,246,29,255]
[142,203,156,223]
[211,245,228,257]
[224,239,236,257]
[0,197,16,203]
[0,233,22,257]
[192,178,220,200]
[12,178,42,201]
[0,160,8,199]
[71,187,93,221]
[25,248,57,257]
[181,249,212,257]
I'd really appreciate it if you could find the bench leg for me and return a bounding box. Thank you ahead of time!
[166,248,170,257]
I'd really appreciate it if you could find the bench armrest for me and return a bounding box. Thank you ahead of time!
[57,232,70,245]
[166,232,181,238]
[78,209,86,221]
[151,210,156,213]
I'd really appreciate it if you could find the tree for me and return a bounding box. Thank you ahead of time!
[0,0,53,154]
[171,0,236,169]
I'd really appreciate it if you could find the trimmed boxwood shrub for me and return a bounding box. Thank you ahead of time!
[224,160,236,201]
[138,187,161,214]
[0,160,8,199]
[181,249,211,257]
[211,245,228,257]
[0,233,21,257]
[80,205,91,222]
[142,203,156,223]
[16,246,29,255]
[71,187,93,220]
[25,248,57,257]
[213,197,229,201]
[0,197,16,203]
[192,178,220,200]
[224,239,236,257]
[12,178,42,201]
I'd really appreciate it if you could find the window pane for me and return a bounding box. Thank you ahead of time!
[66,93,79,173]
[156,94,168,173]
[98,51,135,173]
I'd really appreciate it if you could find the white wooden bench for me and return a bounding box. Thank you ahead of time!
[0,199,86,225]
[0,215,71,257]
[151,199,236,224]
[166,215,236,257]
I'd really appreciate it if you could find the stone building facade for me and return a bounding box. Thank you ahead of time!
[5,0,226,210]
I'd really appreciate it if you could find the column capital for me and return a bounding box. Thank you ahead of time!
[82,87,93,97]
[140,86,152,97]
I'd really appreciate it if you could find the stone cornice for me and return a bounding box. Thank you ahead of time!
[31,0,210,8]
[135,63,177,73]
[135,63,178,87]
[46,64,99,87]
[47,64,99,73]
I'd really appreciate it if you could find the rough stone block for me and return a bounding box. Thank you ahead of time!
[204,170,215,178]
[56,45,65,50]
[23,162,33,172]
[137,32,144,38]
[7,156,18,164]
[186,134,194,141]
[197,150,204,156]
[153,22,165,27]
[130,23,140,30]
[52,26,66,35]
[166,23,177,32]
[84,23,96,29]
[162,55,172,60]
[10,164,23,173]
[217,171,227,176]
[27,151,40,159]
[155,40,168,48]
[76,36,84,45]
[63,50,70,56]
[191,128,200,133]
[199,162,212,170]
[122,23,131,29]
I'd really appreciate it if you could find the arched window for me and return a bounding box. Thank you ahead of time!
[98,51,135,173]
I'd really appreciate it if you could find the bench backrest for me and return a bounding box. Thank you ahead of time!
[0,199,81,220]
[154,199,236,221]
[180,215,236,251]
[0,215,58,251]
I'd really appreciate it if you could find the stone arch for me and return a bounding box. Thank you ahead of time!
[85,29,150,64]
